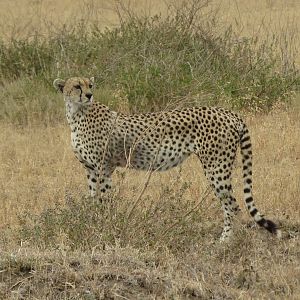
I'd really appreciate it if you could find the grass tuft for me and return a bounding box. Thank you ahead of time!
[18,183,216,252]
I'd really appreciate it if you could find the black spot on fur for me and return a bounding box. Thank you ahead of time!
[241,136,250,143]
[245,197,253,203]
[241,143,251,150]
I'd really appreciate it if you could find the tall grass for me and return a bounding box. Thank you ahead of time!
[0,1,298,124]
[18,183,211,252]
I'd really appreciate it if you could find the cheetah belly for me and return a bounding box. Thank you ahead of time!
[128,142,190,172]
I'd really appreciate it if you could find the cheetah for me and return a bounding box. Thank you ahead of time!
[53,76,280,241]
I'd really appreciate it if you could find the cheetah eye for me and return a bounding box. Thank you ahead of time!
[74,84,81,89]
[89,84,93,89]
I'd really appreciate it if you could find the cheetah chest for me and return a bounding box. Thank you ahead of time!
[70,130,95,167]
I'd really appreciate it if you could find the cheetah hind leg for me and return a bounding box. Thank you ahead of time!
[218,193,240,242]
[214,188,241,242]
[200,161,241,242]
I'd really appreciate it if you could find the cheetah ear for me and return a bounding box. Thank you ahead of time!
[53,78,65,93]
[90,77,95,86]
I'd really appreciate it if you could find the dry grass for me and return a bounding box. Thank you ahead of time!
[1,239,299,299]
[1,0,299,67]
[217,0,300,67]
[0,0,170,39]
[0,0,300,298]
[0,99,299,298]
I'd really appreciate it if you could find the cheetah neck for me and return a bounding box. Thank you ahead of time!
[65,100,88,125]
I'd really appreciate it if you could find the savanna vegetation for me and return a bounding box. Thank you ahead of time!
[0,0,299,299]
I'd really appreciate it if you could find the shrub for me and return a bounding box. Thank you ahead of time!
[0,1,298,123]
[18,184,216,252]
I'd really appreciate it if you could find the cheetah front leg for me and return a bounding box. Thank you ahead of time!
[86,166,114,198]
[98,176,113,194]
[96,163,115,196]
[86,167,99,197]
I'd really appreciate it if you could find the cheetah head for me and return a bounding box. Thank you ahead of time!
[53,77,94,105]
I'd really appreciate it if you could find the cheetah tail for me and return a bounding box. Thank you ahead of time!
[239,124,281,238]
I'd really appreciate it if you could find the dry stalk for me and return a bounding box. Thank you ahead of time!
[125,128,166,223]
[155,184,212,244]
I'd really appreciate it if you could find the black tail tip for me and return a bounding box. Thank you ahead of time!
[257,219,281,237]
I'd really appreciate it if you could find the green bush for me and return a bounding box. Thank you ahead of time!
[0,77,65,125]
[0,7,299,121]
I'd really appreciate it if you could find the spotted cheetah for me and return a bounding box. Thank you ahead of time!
[53,76,280,241]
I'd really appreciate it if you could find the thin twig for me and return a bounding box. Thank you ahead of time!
[126,129,166,222]
[10,275,34,290]
[155,185,212,243]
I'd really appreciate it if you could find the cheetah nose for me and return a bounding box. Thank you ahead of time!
[86,93,93,100]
